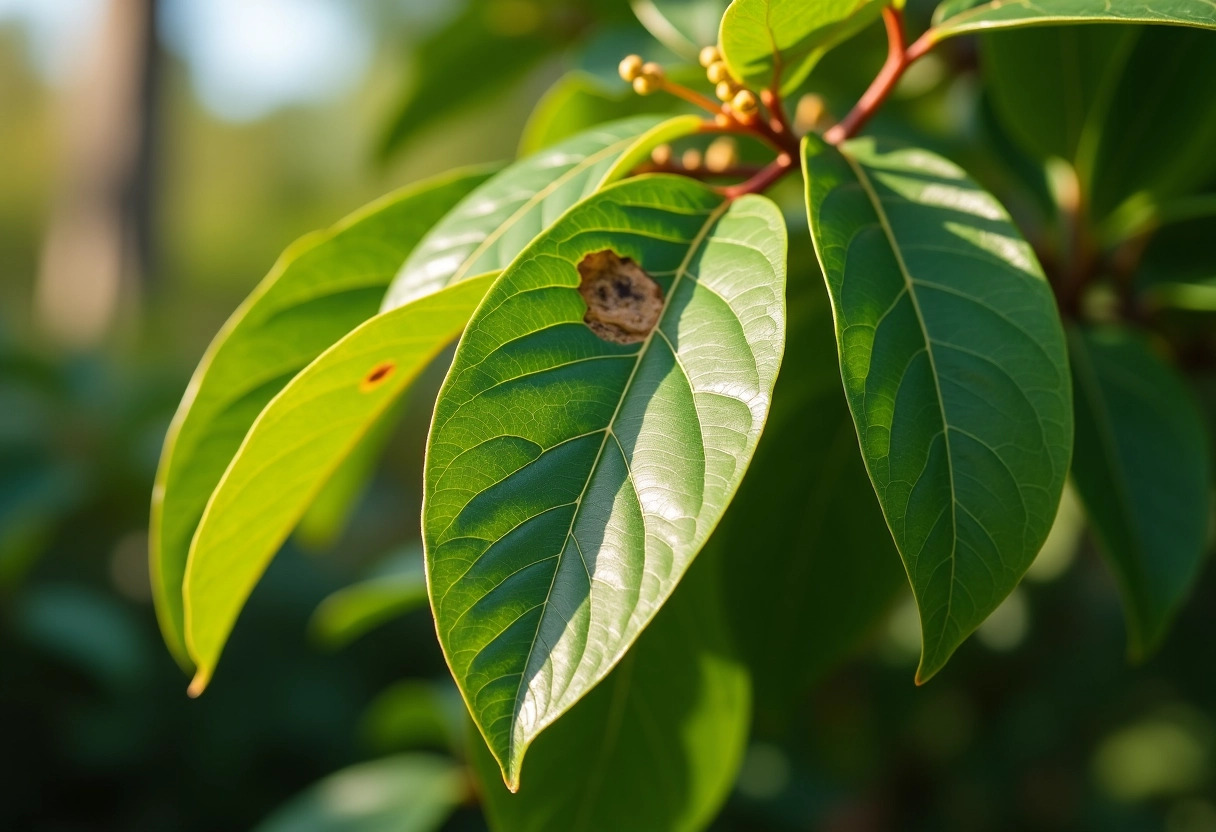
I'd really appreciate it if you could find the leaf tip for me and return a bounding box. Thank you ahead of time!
[187,670,210,698]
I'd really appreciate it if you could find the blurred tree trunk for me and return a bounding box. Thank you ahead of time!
[34,0,160,349]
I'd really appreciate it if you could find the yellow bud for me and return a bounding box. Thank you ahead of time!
[706,61,732,85]
[618,54,644,82]
[682,148,703,170]
[633,75,658,95]
[651,144,673,166]
[715,80,739,102]
[698,45,721,67]
[795,93,826,132]
[641,61,664,81]
[732,89,759,114]
[704,137,738,172]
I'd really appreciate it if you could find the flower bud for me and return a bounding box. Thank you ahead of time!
[704,137,738,172]
[795,93,826,132]
[732,89,759,115]
[641,62,664,81]
[651,144,672,166]
[618,54,644,82]
[715,80,739,102]
[706,61,732,85]
[633,75,658,95]
[682,148,703,170]
[698,45,721,68]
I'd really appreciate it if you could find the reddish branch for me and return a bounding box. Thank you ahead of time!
[824,6,914,145]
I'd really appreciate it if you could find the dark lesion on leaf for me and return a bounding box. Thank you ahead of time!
[359,361,396,392]
[576,250,664,344]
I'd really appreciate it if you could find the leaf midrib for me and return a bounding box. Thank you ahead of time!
[505,196,732,771]
[840,149,960,659]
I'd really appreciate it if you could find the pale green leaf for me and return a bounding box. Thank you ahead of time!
[631,0,729,58]
[802,135,1073,682]
[1069,326,1212,657]
[424,175,785,787]
[383,115,702,311]
[519,74,683,157]
[252,754,466,832]
[929,0,1216,41]
[719,0,885,94]
[184,275,495,692]
[720,250,905,715]
[470,550,750,830]
[150,168,492,668]
[310,549,429,649]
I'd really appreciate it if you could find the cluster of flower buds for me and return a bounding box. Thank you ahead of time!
[698,46,757,117]
[649,136,739,174]
[618,54,665,95]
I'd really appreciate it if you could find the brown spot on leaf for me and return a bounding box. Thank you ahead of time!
[359,361,396,392]
[576,250,663,344]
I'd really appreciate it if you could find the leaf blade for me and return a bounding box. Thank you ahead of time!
[929,0,1216,40]
[150,168,492,667]
[424,175,785,787]
[802,135,1073,682]
[184,275,495,690]
[383,115,702,311]
[1069,326,1212,657]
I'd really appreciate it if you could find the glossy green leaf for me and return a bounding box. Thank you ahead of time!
[310,549,429,649]
[929,0,1216,41]
[631,0,729,58]
[150,168,492,667]
[1069,326,1212,658]
[252,754,466,832]
[719,0,885,94]
[720,247,905,716]
[470,550,750,829]
[425,175,785,787]
[384,115,701,311]
[802,135,1073,682]
[184,275,495,692]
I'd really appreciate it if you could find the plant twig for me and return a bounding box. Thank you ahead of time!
[719,153,794,199]
[824,6,909,145]
[656,79,723,115]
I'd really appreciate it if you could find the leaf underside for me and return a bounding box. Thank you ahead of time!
[424,175,786,788]
[150,168,491,667]
[930,0,1216,40]
[803,135,1073,682]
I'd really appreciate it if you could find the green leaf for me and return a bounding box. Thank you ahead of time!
[1068,326,1212,658]
[252,754,466,832]
[929,0,1216,41]
[802,135,1073,682]
[424,175,785,788]
[470,550,750,829]
[720,247,905,716]
[383,115,702,311]
[184,275,495,692]
[310,548,429,649]
[360,681,467,756]
[631,0,729,58]
[719,0,885,94]
[150,168,492,668]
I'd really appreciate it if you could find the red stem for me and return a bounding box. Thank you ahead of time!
[719,153,794,199]
[658,79,723,115]
[824,6,909,145]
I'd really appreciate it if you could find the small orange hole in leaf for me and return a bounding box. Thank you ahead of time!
[360,361,396,392]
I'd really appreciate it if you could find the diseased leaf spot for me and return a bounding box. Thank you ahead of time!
[577,249,663,344]
[360,361,396,392]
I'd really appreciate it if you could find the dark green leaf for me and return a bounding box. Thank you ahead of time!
[721,246,905,715]
[383,115,701,311]
[310,549,429,649]
[184,275,495,692]
[425,175,785,787]
[929,0,1216,41]
[470,550,750,829]
[150,168,492,668]
[252,754,466,832]
[719,0,885,93]
[802,135,1073,682]
[1069,326,1212,657]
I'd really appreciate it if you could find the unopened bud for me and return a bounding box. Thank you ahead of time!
[698,45,721,68]
[633,75,659,95]
[795,93,826,132]
[641,62,664,81]
[651,144,673,166]
[681,148,703,170]
[706,60,732,85]
[704,137,738,172]
[715,80,739,102]
[618,54,644,82]
[732,89,759,115]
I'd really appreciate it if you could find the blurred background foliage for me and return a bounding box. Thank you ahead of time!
[1,0,1214,830]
